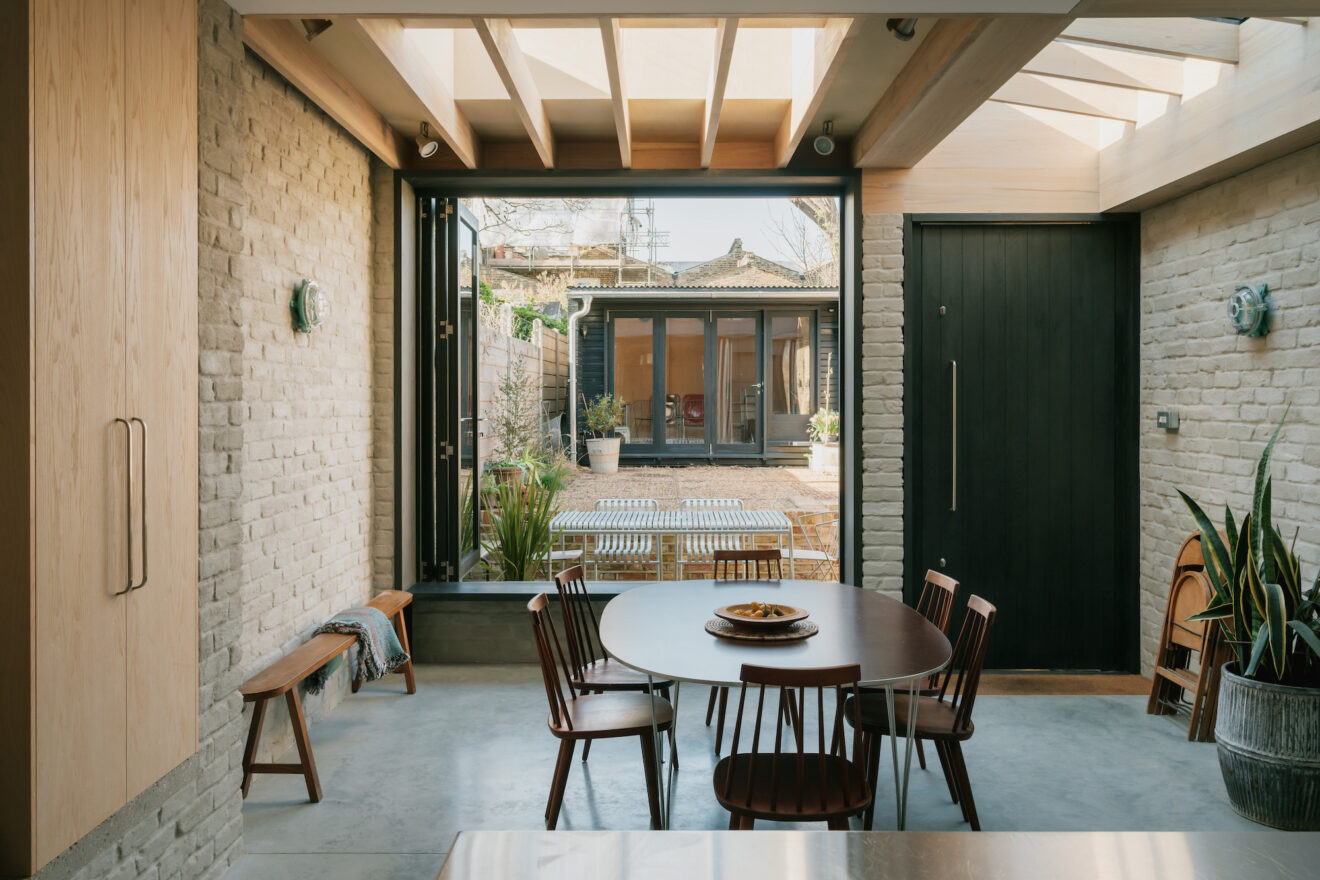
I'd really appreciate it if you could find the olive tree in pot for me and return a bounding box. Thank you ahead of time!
[1179,412,1320,830]
[583,393,624,475]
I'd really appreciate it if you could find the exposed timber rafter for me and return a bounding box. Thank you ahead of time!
[990,73,1139,122]
[852,15,1071,169]
[599,17,631,168]
[346,18,480,169]
[473,18,555,168]
[243,17,406,168]
[1060,18,1240,63]
[700,18,739,169]
[774,17,862,167]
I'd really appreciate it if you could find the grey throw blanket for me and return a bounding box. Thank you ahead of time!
[306,606,409,694]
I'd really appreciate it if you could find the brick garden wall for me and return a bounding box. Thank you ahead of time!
[1138,144,1320,675]
[859,214,906,599]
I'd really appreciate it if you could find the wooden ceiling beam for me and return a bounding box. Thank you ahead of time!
[852,15,1071,169]
[1022,41,1183,96]
[1060,18,1240,63]
[243,17,406,168]
[990,72,1139,122]
[700,18,739,169]
[473,18,555,168]
[599,17,631,168]
[346,18,480,169]
[773,17,862,167]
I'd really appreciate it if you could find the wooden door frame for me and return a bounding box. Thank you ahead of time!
[901,214,1141,672]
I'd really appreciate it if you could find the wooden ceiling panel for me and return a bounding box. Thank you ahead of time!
[542,98,617,139]
[629,98,705,141]
[1060,18,1240,63]
[457,99,534,140]
[991,73,1140,122]
[718,98,793,140]
[1022,41,1184,95]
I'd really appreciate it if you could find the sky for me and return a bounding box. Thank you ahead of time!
[471,196,834,269]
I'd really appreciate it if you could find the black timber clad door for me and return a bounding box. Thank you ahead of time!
[908,221,1137,671]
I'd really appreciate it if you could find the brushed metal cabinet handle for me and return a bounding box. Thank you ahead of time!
[950,360,957,513]
[130,417,148,591]
[114,417,134,595]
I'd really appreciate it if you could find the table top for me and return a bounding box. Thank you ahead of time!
[437,830,1320,880]
[599,580,951,687]
[552,509,791,533]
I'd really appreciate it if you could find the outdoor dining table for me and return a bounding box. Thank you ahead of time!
[599,580,953,831]
[551,508,797,577]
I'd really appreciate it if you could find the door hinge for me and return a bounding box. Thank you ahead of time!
[443,202,454,217]
[438,442,455,461]
[439,320,454,338]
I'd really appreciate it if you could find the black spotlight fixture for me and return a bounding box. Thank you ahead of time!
[887,18,918,41]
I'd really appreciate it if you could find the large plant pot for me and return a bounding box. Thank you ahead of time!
[1215,662,1320,830]
[586,436,621,475]
[809,441,839,472]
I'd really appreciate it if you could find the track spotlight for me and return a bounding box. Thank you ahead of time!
[887,18,918,41]
[812,121,835,157]
[416,122,439,159]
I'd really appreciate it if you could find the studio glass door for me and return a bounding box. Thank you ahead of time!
[710,312,763,455]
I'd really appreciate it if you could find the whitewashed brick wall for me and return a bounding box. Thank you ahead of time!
[860,213,906,598]
[371,163,395,593]
[1139,144,1320,675]
[237,47,379,746]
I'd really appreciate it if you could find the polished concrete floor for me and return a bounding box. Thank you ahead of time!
[226,665,1255,880]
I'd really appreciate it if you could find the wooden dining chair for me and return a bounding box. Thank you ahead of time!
[553,565,676,763]
[848,594,996,831]
[714,663,871,830]
[714,548,784,580]
[528,593,673,830]
[910,569,960,770]
[706,549,785,754]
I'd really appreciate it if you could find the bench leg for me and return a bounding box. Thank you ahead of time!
[241,698,268,799]
[286,688,322,803]
[393,610,417,695]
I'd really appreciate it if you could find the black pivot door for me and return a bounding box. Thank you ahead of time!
[906,220,1138,671]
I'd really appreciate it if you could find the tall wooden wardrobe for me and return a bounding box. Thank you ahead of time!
[0,0,199,874]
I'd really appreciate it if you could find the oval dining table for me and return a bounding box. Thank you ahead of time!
[599,580,952,830]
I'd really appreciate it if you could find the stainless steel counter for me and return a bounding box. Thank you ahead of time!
[437,830,1320,880]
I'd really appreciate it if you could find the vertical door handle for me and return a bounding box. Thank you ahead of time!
[130,417,148,591]
[114,418,135,595]
[950,360,957,513]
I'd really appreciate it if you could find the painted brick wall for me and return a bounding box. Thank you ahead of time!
[860,213,906,599]
[236,45,379,751]
[371,164,395,593]
[1139,144,1320,675]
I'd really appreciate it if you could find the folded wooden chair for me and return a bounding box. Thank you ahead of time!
[1146,533,1229,742]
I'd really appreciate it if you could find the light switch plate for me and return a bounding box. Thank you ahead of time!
[1157,410,1180,431]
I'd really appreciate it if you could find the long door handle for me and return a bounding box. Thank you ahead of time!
[130,417,148,591]
[950,360,957,513]
[114,418,135,595]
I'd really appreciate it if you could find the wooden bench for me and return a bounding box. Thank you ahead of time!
[240,590,416,802]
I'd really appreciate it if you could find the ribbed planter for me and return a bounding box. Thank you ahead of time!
[1215,662,1320,830]
[586,436,621,475]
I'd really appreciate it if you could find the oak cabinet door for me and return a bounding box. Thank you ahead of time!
[125,0,200,799]
[32,0,130,864]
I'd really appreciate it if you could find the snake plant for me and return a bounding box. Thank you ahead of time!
[1180,410,1320,686]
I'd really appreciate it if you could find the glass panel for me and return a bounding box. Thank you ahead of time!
[770,315,813,416]
[613,317,654,445]
[458,221,480,573]
[665,318,706,445]
[715,317,758,445]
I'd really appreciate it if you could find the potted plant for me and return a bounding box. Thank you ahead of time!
[582,393,624,475]
[485,477,561,582]
[1180,412,1320,830]
[807,408,840,471]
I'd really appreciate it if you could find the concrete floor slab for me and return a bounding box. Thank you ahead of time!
[230,664,1255,879]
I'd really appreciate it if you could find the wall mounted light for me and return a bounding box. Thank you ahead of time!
[1228,284,1270,337]
[887,18,918,41]
[416,122,439,159]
